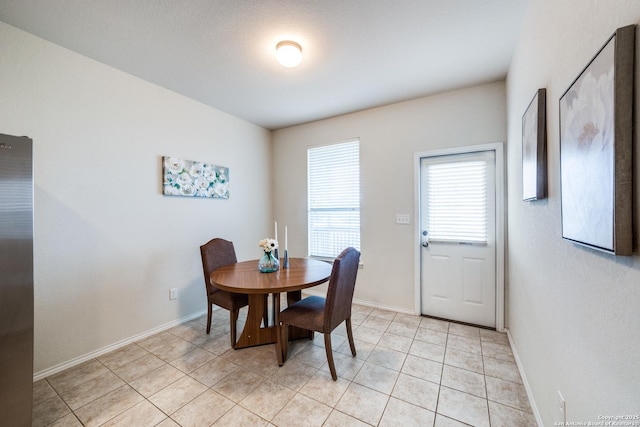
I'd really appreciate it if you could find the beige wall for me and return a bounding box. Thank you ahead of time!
[506,1,640,424]
[0,22,272,374]
[272,82,507,312]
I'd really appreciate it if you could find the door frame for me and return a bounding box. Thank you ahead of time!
[413,142,505,332]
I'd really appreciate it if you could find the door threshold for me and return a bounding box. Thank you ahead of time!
[420,314,496,331]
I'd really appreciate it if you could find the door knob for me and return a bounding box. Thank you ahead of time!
[421,230,429,247]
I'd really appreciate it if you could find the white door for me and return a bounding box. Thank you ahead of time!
[420,150,496,328]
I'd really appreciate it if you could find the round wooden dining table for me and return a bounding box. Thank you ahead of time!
[210,257,332,364]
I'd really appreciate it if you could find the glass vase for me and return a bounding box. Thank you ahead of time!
[258,251,279,273]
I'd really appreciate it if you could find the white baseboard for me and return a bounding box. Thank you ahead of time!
[34,296,474,383]
[33,309,207,382]
[301,289,417,316]
[507,328,543,427]
[33,296,415,382]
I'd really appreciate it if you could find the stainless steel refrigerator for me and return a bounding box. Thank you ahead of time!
[0,133,33,426]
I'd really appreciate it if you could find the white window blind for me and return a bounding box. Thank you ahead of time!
[426,158,488,244]
[308,139,360,258]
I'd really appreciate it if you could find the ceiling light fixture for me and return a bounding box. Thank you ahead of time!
[276,40,302,68]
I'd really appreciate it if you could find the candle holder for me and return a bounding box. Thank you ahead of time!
[283,250,289,268]
[274,248,279,261]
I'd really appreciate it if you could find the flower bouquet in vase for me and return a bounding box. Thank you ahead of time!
[258,238,279,273]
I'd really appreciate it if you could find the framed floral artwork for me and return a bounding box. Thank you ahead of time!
[559,25,634,255]
[162,156,229,198]
[522,88,546,201]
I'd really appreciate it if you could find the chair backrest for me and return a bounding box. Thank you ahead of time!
[200,238,238,295]
[324,247,361,332]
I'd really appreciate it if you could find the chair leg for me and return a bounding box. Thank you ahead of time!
[276,322,284,366]
[346,317,357,357]
[274,293,284,366]
[206,304,212,334]
[280,321,289,365]
[263,294,269,326]
[272,293,277,326]
[324,333,337,381]
[229,309,239,348]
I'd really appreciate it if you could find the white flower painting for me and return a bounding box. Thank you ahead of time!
[163,156,229,199]
[560,37,615,251]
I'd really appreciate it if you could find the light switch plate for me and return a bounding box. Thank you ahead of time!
[396,214,411,225]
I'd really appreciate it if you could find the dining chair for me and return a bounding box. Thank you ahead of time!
[199,238,250,348]
[278,247,361,380]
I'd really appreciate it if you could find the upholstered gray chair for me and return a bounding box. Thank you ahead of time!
[200,238,249,347]
[278,247,360,380]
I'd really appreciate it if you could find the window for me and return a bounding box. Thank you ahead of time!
[307,139,360,258]
[425,151,494,244]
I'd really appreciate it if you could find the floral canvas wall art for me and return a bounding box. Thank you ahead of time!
[559,25,634,255]
[162,156,229,198]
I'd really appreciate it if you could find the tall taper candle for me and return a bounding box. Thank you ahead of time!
[274,221,279,260]
[285,226,288,252]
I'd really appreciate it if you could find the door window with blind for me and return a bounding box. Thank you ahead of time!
[424,150,495,245]
[307,139,360,258]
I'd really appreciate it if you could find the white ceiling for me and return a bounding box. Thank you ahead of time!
[0,0,529,130]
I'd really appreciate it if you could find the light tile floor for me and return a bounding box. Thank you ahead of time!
[32,303,537,426]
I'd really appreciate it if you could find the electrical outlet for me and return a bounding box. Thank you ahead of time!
[170,288,177,300]
[557,390,566,424]
[396,213,411,225]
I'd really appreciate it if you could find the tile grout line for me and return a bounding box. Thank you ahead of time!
[481,332,493,427]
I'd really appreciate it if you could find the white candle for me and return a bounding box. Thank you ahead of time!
[285,226,288,251]
[274,221,278,241]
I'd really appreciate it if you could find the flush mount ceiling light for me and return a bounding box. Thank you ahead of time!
[276,40,302,68]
